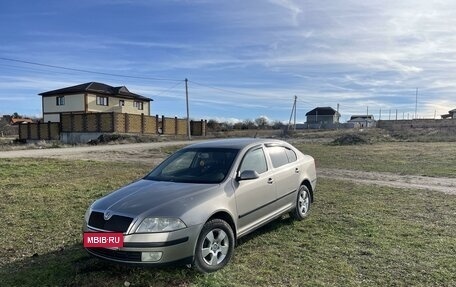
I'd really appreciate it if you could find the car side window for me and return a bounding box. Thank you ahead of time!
[239,148,268,174]
[267,146,289,168]
[285,148,297,162]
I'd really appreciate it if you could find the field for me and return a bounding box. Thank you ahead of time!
[297,141,456,178]
[1,141,456,286]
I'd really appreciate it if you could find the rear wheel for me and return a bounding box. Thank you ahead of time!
[193,219,235,273]
[291,185,311,220]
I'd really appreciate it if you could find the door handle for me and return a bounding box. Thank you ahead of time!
[295,168,300,173]
[267,178,274,184]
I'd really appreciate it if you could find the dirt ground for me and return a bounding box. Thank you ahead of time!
[318,168,456,195]
[1,141,455,195]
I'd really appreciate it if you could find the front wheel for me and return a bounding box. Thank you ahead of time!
[291,185,311,220]
[193,219,235,273]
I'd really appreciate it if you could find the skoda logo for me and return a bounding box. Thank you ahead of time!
[104,211,113,220]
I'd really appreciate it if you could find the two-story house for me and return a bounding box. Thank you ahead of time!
[39,82,152,122]
[305,107,340,128]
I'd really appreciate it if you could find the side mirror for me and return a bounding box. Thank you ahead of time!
[238,170,260,181]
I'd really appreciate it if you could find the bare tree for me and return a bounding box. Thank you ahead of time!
[206,119,221,132]
[255,116,268,129]
[242,119,256,130]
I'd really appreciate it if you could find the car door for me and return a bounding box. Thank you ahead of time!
[265,146,300,205]
[233,146,277,235]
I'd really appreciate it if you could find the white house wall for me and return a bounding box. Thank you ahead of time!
[43,114,60,122]
[43,94,85,113]
[86,93,150,115]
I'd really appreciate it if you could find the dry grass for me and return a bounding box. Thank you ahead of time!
[1,156,455,286]
[295,141,456,177]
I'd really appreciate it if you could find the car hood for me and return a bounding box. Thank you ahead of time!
[91,179,218,217]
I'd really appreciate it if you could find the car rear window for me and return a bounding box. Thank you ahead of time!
[285,148,297,162]
[267,146,289,168]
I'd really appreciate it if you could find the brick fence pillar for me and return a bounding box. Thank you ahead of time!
[203,119,207,136]
[125,114,129,133]
[37,121,41,140]
[111,112,115,132]
[47,121,51,140]
[161,115,165,134]
[96,113,101,132]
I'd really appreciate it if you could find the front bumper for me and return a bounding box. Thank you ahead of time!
[83,223,203,265]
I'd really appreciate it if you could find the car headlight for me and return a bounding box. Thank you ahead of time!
[136,217,186,233]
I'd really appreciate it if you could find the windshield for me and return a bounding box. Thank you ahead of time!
[144,148,239,184]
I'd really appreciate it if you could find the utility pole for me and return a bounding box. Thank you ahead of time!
[293,95,297,131]
[185,78,191,140]
[415,88,418,119]
[288,95,297,131]
[396,109,398,120]
[434,110,436,119]
[379,108,382,120]
[367,106,369,116]
[389,109,391,120]
[336,103,340,129]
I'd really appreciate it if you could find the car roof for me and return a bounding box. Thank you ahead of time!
[185,138,287,150]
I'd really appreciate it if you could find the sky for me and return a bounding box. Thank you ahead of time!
[1,0,456,123]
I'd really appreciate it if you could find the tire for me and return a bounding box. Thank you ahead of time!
[291,185,311,220]
[193,219,235,273]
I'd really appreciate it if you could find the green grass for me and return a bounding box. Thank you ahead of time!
[1,158,455,286]
[0,158,150,267]
[296,141,456,177]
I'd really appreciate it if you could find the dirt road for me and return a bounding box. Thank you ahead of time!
[0,141,192,160]
[1,142,455,195]
[318,168,456,195]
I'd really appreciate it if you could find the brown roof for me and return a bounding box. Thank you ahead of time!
[39,82,152,101]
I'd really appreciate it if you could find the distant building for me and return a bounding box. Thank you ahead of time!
[347,115,376,128]
[39,82,153,122]
[441,109,456,119]
[10,117,34,125]
[1,115,10,122]
[1,115,33,125]
[305,107,340,129]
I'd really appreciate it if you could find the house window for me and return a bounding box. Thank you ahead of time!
[119,100,125,106]
[96,96,109,106]
[56,96,65,106]
[133,101,144,110]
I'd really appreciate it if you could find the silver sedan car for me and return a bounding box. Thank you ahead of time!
[83,138,316,272]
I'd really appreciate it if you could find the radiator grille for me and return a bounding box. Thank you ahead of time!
[87,248,141,262]
[88,211,133,232]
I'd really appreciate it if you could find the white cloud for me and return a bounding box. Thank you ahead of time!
[210,117,242,124]
[268,0,302,26]
[3,0,456,120]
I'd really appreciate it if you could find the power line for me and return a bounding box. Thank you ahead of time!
[0,57,183,82]
[189,80,268,98]
[152,81,184,97]
[1,63,82,77]
[296,98,315,105]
